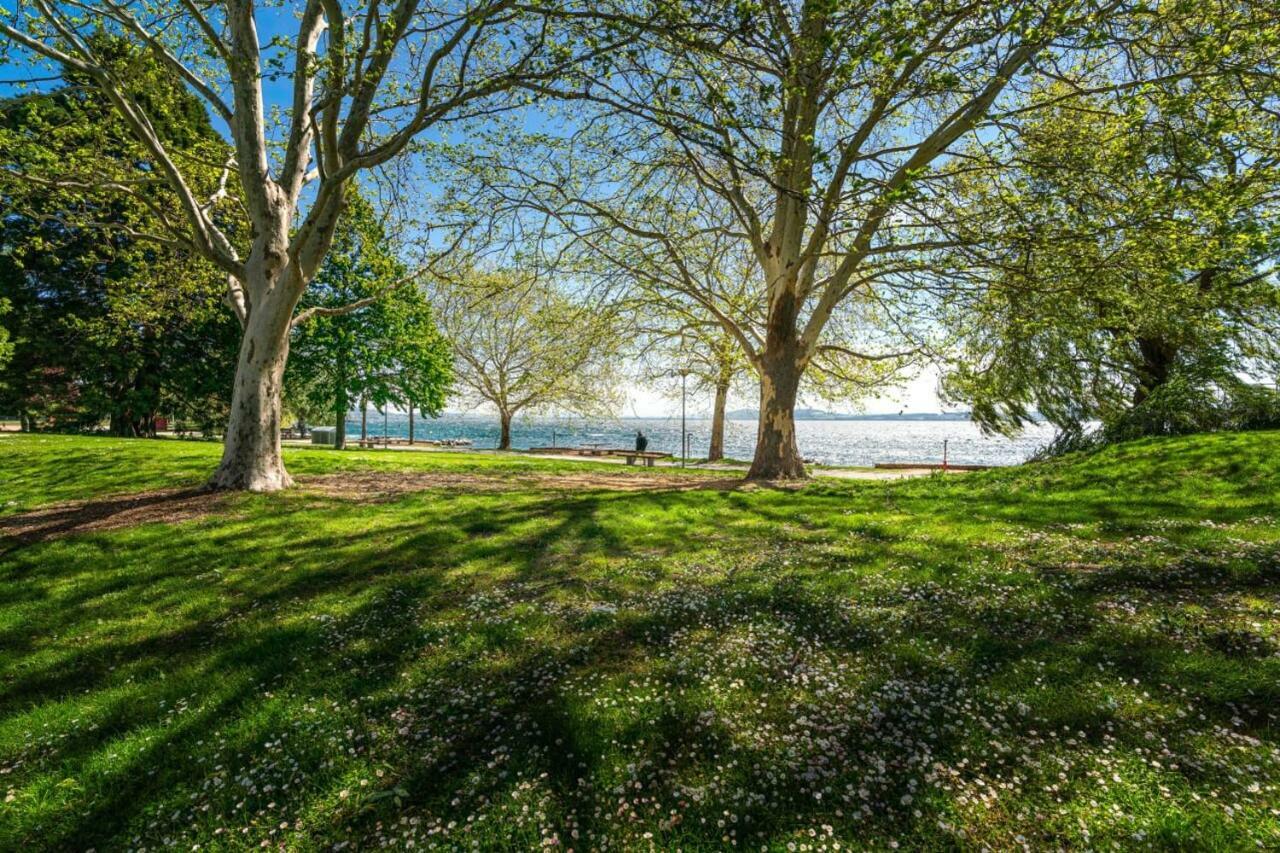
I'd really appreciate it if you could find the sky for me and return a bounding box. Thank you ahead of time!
[603,366,947,419]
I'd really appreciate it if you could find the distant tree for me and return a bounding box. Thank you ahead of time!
[937,79,1280,436]
[634,301,750,462]
[434,273,623,450]
[287,193,452,449]
[0,41,240,436]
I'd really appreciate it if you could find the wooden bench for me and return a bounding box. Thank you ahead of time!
[355,437,413,449]
[613,450,673,467]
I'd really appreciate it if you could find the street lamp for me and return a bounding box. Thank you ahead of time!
[680,368,689,468]
[678,329,689,468]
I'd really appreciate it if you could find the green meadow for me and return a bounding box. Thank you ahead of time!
[1,433,1278,850]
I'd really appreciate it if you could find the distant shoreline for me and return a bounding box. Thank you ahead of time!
[373,412,986,422]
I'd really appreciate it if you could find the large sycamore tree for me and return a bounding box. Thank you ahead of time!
[502,0,1266,478]
[0,0,620,490]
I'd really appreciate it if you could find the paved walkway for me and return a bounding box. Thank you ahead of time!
[295,441,953,481]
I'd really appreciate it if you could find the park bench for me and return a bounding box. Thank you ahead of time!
[609,450,673,467]
[355,437,413,449]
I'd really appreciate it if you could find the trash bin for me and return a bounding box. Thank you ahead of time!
[311,427,336,446]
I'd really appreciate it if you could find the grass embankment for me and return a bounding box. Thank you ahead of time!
[1,432,1278,850]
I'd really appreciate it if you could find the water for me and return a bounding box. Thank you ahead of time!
[340,412,1057,467]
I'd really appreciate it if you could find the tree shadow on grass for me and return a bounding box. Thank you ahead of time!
[0,488,232,552]
[0,472,1277,848]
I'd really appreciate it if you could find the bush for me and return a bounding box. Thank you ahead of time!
[1035,375,1280,460]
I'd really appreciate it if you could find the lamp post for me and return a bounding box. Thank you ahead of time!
[678,328,690,468]
[680,369,688,468]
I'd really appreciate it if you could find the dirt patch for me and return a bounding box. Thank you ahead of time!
[0,470,744,547]
[0,487,229,548]
[301,470,744,501]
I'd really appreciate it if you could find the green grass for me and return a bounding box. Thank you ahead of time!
[1,432,1278,850]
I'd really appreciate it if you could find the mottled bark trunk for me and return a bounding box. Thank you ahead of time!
[499,410,512,450]
[1133,337,1178,407]
[209,299,294,491]
[709,380,729,462]
[408,403,415,445]
[360,397,368,441]
[748,354,805,479]
[747,292,807,480]
[209,276,299,491]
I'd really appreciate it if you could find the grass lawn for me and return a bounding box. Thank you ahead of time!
[1,432,1278,850]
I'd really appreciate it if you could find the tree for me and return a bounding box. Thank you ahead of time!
[391,301,455,446]
[287,192,452,449]
[434,273,623,449]
[482,0,1269,478]
[1,0,627,490]
[630,290,752,462]
[936,78,1280,435]
[0,42,240,435]
[0,299,12,375]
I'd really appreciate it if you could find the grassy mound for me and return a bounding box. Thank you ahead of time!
[1,432,1278,849]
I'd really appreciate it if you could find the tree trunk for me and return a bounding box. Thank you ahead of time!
[709,380,729,462]
[110,411,134,437]
[499,410,512,450]
[408,402,415,445]
[748,356,805,479]
[360,397,368,441]
[208,290,295,491]
[1133,337,1178,406]
[334,384,348,450]
[747,290,807,479]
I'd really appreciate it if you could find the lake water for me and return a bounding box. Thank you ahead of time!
[342,412,1058,467]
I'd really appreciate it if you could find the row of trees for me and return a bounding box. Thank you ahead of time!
[453,0,1279,476]
[3,0,1278,487]
[0,47,638,453]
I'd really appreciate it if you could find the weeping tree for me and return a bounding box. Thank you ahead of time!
[433,271,623,449]
[0,0,625,489]
[936,75,1280,436]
